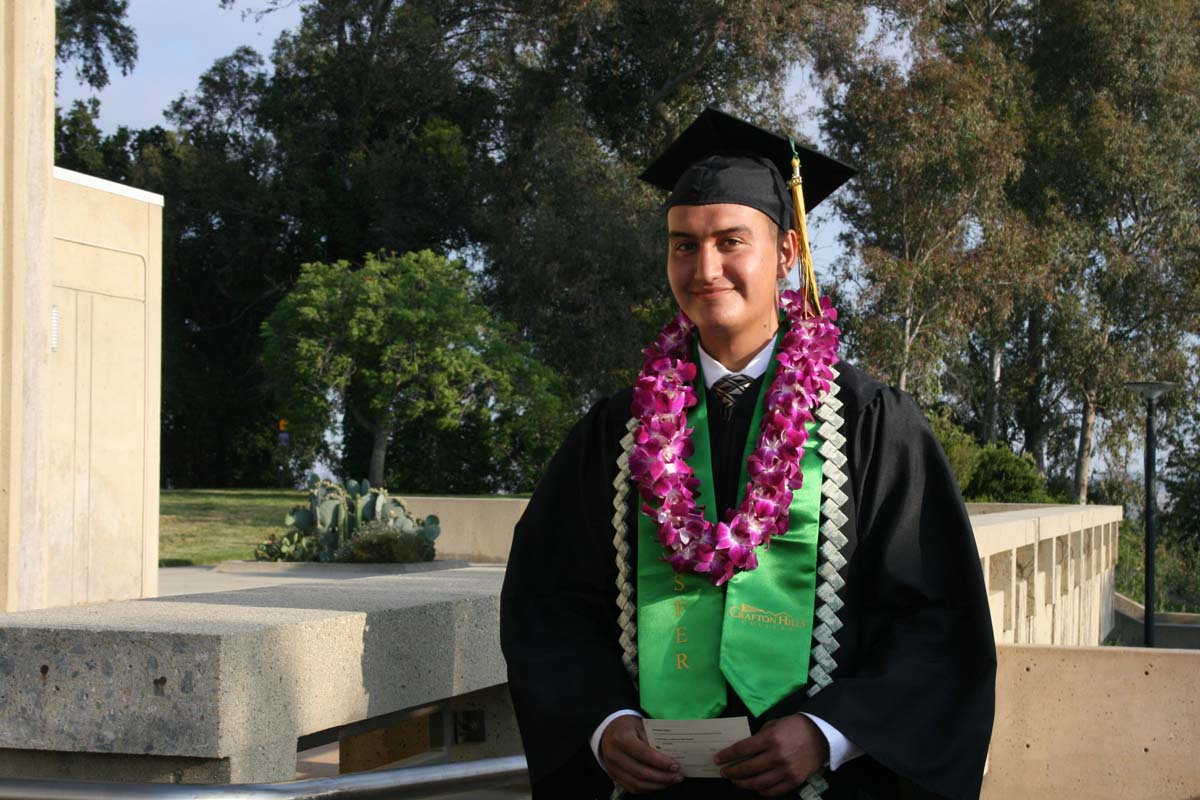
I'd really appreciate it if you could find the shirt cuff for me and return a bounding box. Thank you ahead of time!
[590,709,644,772]
[800,712,864,771]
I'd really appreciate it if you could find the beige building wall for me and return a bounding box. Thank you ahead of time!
[2,1,163,610]
[46,168,163,604]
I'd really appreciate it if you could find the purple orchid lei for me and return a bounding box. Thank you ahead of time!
[628,290,841,587]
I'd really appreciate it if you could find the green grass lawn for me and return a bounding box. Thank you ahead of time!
[159,488,306,566]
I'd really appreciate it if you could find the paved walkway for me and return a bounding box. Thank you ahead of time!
[161,564,528,800]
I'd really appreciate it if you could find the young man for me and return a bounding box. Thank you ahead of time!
[501,108,996,800]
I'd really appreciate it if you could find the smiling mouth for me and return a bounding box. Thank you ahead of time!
[694,286,731,298]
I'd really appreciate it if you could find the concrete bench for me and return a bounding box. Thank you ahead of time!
[0,567,517,782]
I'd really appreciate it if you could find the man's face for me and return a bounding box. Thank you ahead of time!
[666,203,791,340]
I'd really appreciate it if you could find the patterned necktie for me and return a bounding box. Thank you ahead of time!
[710,373,754,420]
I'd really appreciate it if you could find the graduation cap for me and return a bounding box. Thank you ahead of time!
[640,107,856,315]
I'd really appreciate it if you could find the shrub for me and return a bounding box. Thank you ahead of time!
[964,443,1053,503]
[333,520,435,563]
[255,475,440,562]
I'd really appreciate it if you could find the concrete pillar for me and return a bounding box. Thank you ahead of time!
[0,0,55,612]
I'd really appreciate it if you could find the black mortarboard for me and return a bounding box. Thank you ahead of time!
[639,107,856,231]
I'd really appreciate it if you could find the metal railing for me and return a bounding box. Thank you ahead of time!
[0,756,528,800]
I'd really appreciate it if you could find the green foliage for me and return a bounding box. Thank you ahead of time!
[255,476,438,562]
[54,98,137,178]
[261,250,572,488]
[254,528,322,562]
[56,0,1200,508]
[1163,403,1200,549]
[344,479,440,539]
[820,34,1033,403]
[333,521,435,564]
[1087,471,1144,520]
[477,0,874,401]
[56,0,137,90]
[1116,520,1200,614]
[964,443,1054,503]
[925,408,981,492]
[262,477,352,562]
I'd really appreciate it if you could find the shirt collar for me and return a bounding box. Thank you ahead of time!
[696,334,778,389]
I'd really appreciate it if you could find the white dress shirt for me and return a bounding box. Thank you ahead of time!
[591,336,864,772]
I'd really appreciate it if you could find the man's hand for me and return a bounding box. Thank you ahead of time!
[600,715,683,794]
[714,715,829,797]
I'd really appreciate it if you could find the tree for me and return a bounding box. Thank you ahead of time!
[925,407,982,491]
[821,37,1028,400]
[477,0,880,401]
[1163,393,1200,549]
[56,0,137,90]
[54,96,135,179]
[149,2,503,485]
[1021,0,1200,500]
[144,48,306,486]
[260,250,567,487]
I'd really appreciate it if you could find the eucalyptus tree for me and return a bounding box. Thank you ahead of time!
[1021,0,1200,500]
[820,36,1029,401]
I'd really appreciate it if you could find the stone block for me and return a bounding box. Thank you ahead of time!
[0,568,506,782]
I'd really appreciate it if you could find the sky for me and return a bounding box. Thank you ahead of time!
[55,0,849,278]
[56,1,304,131]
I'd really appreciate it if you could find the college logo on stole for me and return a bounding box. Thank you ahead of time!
[635,349,822,719]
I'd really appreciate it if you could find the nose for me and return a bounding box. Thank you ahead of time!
[694,242,723,284]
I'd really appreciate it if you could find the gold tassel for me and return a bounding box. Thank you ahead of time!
[787,144,822,318]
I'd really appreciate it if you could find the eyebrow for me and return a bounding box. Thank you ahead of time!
[668,225,755,239]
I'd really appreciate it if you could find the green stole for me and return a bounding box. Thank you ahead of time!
[635,341,822,718]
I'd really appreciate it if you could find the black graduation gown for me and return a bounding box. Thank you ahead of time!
[500,361,996,800]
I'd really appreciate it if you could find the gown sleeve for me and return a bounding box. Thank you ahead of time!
[799,384,997,800]
[500,396,640,794]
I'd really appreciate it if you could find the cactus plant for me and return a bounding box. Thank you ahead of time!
[256,478,440,563]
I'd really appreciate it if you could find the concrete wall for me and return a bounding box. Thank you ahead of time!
[985,643,1200,799]
[970,504,1121,647]
[4,565,1197,796]
[0,567,514,782]
[1,2,162,611]
[0,0,55,613]
[1112,592,1200,649]
[401,496,528,563]
[407,497,1122,648]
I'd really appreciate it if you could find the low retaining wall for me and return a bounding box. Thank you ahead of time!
[408,496,1124,647]
[1112,592,1200,649]
[0,567,516,782]
[400,496,527,563]
[985,643,1200,799]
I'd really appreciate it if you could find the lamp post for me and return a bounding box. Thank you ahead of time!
[1124,380,1180,647]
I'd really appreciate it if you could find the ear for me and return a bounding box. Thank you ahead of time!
[776,228,799,281]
